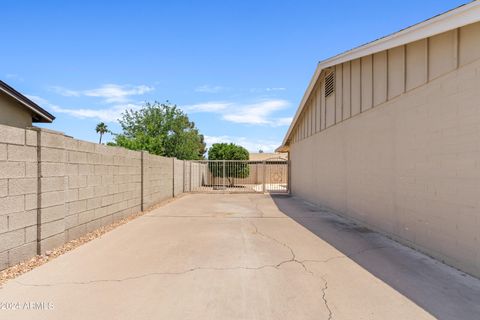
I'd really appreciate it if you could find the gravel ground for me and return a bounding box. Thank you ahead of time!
[0,196,181,286]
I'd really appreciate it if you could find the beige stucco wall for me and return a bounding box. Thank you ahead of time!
[290,56,480,278]
[0,94,32,128]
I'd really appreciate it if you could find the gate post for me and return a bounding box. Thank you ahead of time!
[183,160,186,193]
[141,151,145,211]
[172,157,175,198]
[222,160,226,192]
[287,153,291,194]
[262,160,266,193]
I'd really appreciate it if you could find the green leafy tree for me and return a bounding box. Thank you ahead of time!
[208,143,250,186]
[95,122,109,144]
[111,102,206,160]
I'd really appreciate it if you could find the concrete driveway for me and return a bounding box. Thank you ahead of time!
[0,194,479,319]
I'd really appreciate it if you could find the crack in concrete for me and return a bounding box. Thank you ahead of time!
[12,207,389,320]
[249,221,313,275]
[13,221,317,288]
[11,264,270,287]
[13,260,311,288]
[11,234,390,320]
[320,275,333,320]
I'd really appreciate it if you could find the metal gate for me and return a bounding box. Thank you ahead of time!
[186,160,289,194]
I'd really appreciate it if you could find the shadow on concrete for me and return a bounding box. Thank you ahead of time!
[271,194,480,320]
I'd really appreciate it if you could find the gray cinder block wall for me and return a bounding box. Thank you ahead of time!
[173,159,184,197]
[0,124,192,270]
[142,152,175,209]
[0,125,38,270]
[285,21,480,278]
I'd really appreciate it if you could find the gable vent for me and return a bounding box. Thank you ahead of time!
[325,71,335,98]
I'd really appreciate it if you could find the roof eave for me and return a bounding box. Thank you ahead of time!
[275,144,289,153]
[280,1,480,149]
[0,81,55,123]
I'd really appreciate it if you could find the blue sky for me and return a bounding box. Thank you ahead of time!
[1,0,468,152]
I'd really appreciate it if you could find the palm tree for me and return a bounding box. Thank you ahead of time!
[95,122,109,144]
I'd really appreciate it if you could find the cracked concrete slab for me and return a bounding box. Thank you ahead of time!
[0,194,479,319]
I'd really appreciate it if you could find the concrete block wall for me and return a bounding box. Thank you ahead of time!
[142,153,174,209]
[173,159,184,196]
[0,125,190,270]
[182,161,207,192]
[183,161,191,192]
[0,124,38,270]
[290,57,480,278]
[188,162,209,191]
[63,139,142,243]
[38,129,67,253]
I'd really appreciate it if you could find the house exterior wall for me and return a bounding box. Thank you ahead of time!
[288,21,480,278]
[0,94,32,128]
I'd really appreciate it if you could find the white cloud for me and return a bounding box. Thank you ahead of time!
[27,95,49,105]
[183,101,231,113]
[27,95,140,123]
[204,135,281,153]
[50,86,81,97]
[222,99,289,126]
[249,87,287,93]
[194,85,224,93]
[50,84,154,103]
[265,87,286,91]
[50,104,141,122]
[195,85,285,94]
[183,99,292,127]
[276,117,294,126]
[29,94,292,126]
[84,84,153,103]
